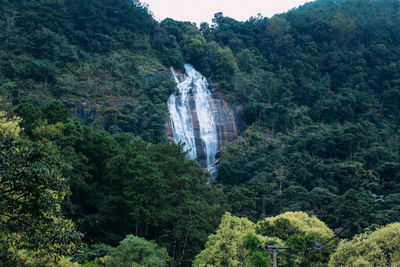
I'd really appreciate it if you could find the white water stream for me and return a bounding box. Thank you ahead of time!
[168,64,218,174]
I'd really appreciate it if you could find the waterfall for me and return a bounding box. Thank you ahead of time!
[168,64,218,175]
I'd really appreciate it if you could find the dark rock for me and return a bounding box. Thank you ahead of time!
[75,103,101,121]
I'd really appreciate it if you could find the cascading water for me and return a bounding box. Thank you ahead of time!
[168,64,218,175]
[168,67,198,160]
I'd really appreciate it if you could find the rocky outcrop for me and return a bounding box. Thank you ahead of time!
[210,90,244,158]
[74,98,140,122]
[75,103,101,121]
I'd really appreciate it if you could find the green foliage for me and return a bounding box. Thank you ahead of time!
[226,186,257,220]
[181,34,206,62]
[264,16,294,53]
[81,262,100,267]
[0,241,79,267]
[42,101,70,124]
[102,74,176,143]
[105,235,168,267]
[14,103,44,136]
[329,12,357,44]
[195,212,337,266]
[219,119,399,239]
[0,0,172,144]
[193,212,276,267]
[329,223,400,266]
[72,243,113,265]
[213,47,238,89]
[243,234,270,267]
[0,112,81,265]
[235,49,257,73]
[286,234,306,252]
[59,126,225,266]
[256,212,338,266]
[243,233,262,250]
[0,110,22,138]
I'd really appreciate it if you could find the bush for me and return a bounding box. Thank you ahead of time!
[105,235,168,267]
[329,223,400,266]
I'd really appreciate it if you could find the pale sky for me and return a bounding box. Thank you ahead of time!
[143,0,313,25]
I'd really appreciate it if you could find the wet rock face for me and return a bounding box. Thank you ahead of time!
[211,91,244,156]
[74,99,137,122]
[165,88,244,165]
[75,103,101,121]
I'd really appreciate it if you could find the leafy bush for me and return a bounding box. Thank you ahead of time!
[105,235,168,267]
[329,223,400,266]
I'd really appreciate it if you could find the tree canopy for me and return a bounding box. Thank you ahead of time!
[329,223,400,266]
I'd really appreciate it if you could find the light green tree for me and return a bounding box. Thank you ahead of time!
[257,212,337,266]
[329,223,400,266]
[0,110,21,138]
[193,212,280,267]
[105,235,168,267]
[0,109,81,265]
[258,211,335,240]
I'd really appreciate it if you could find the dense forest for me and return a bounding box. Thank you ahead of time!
[1,0,400,266]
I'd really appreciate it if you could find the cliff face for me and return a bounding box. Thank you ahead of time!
[73,83,244,167]
[166,88,244,167]
[211,90,244,157]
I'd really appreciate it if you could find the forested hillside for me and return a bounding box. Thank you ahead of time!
[1,0,400,266]
[209,0,400,240]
